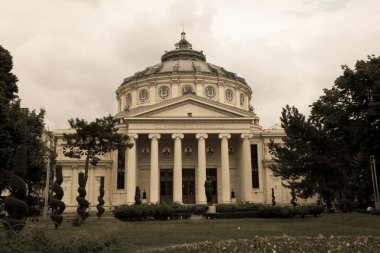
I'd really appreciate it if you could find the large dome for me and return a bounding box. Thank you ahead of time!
[116,32,252,113]
[121,32,247,85]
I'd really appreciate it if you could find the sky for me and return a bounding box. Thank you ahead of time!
[1,0,380,130]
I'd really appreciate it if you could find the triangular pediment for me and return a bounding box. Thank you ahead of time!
[124,94,256,119]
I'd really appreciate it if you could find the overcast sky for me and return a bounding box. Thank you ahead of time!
[1,0,380,130]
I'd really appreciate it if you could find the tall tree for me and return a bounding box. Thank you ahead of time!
[0,46,46,197]
[270,55,380,208]
[0,45,47,197]
[269,105,343,209]
[310,55,380,204]
[64,116,131,225]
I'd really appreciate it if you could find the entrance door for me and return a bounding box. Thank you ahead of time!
[160,169,173,204]
[182,169,195,204]
[206,168,218,203]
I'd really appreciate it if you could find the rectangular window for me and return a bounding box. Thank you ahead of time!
[251,144,259,188]
[117,145,126,189]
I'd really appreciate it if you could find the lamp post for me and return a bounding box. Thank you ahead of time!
[370,155,380,209]
[43,156,50,220]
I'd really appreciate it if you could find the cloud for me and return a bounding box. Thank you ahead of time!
[0,0,379,129]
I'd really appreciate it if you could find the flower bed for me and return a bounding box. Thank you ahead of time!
[147,235,380,252]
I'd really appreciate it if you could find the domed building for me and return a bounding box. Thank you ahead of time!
[54,32,307,210]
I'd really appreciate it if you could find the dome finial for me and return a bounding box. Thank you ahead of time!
[181,23,186,40]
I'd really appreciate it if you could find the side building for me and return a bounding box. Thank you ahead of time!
[54,33,313,211]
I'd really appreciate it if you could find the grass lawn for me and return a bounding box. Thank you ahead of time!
[3,212,380,252]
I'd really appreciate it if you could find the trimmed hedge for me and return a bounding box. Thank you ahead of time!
[113,204,195,221]
[204,205,325,219]
[114,203,325,221]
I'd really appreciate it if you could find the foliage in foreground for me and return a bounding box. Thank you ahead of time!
[148,236,380,253]
[0,227,117,253]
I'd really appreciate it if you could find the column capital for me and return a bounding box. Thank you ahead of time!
[128,134,138,140]
[218,133,231,140]
[172,133,184,140]
[148,133,161,140]
[241,133,253,140]
[195,133,208,140]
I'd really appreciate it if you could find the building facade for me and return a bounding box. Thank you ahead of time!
[54,33,309,211]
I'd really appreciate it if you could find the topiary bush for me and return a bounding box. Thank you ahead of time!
[96,177,105,218]
[49,165,66,229]
[73,172,89,226]
[3,146,29,232]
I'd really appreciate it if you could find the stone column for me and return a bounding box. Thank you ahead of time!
[105,166,111,206]
[196,134,208,204]
[126,134,138,205]
[148,134,161,203]
[172,133,184,203]
[241,134,254,202]
[219,133,231,203]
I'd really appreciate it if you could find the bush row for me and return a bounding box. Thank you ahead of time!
[204,205,325,219]
[113,203,324,221]
[113,204,197,221]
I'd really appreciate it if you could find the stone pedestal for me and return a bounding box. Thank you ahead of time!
[231,198,236,204]
[207,205,216,213]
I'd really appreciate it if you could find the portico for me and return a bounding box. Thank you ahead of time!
[123,131,255,205]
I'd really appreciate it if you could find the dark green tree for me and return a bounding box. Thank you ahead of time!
[269,106,343,210]
[0,45,18,191]
[64,116,131,225]
[0,45,47,201]
[270,55,380,209]
[310,55,380,205]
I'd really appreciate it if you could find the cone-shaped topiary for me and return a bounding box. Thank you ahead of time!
[96,177,105,218]
[50,165,66,229]
[73,172,89,226]
[271,187,276,206]
[3,146,29,232]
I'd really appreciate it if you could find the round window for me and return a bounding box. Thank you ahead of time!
[225,89,233,102]
[158,86,170,99]
[204,86,216,99]
[139,89,149,103]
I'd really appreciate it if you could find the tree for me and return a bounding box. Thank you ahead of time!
[64,116,132,225]
[310,55,380,204]
[270,55,380,208]
[0,45,47,200]
[269,106,343,210]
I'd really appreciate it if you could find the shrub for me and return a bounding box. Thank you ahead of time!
[96,177,105,218]
[50,165,66,229]
[3,147,28,232]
